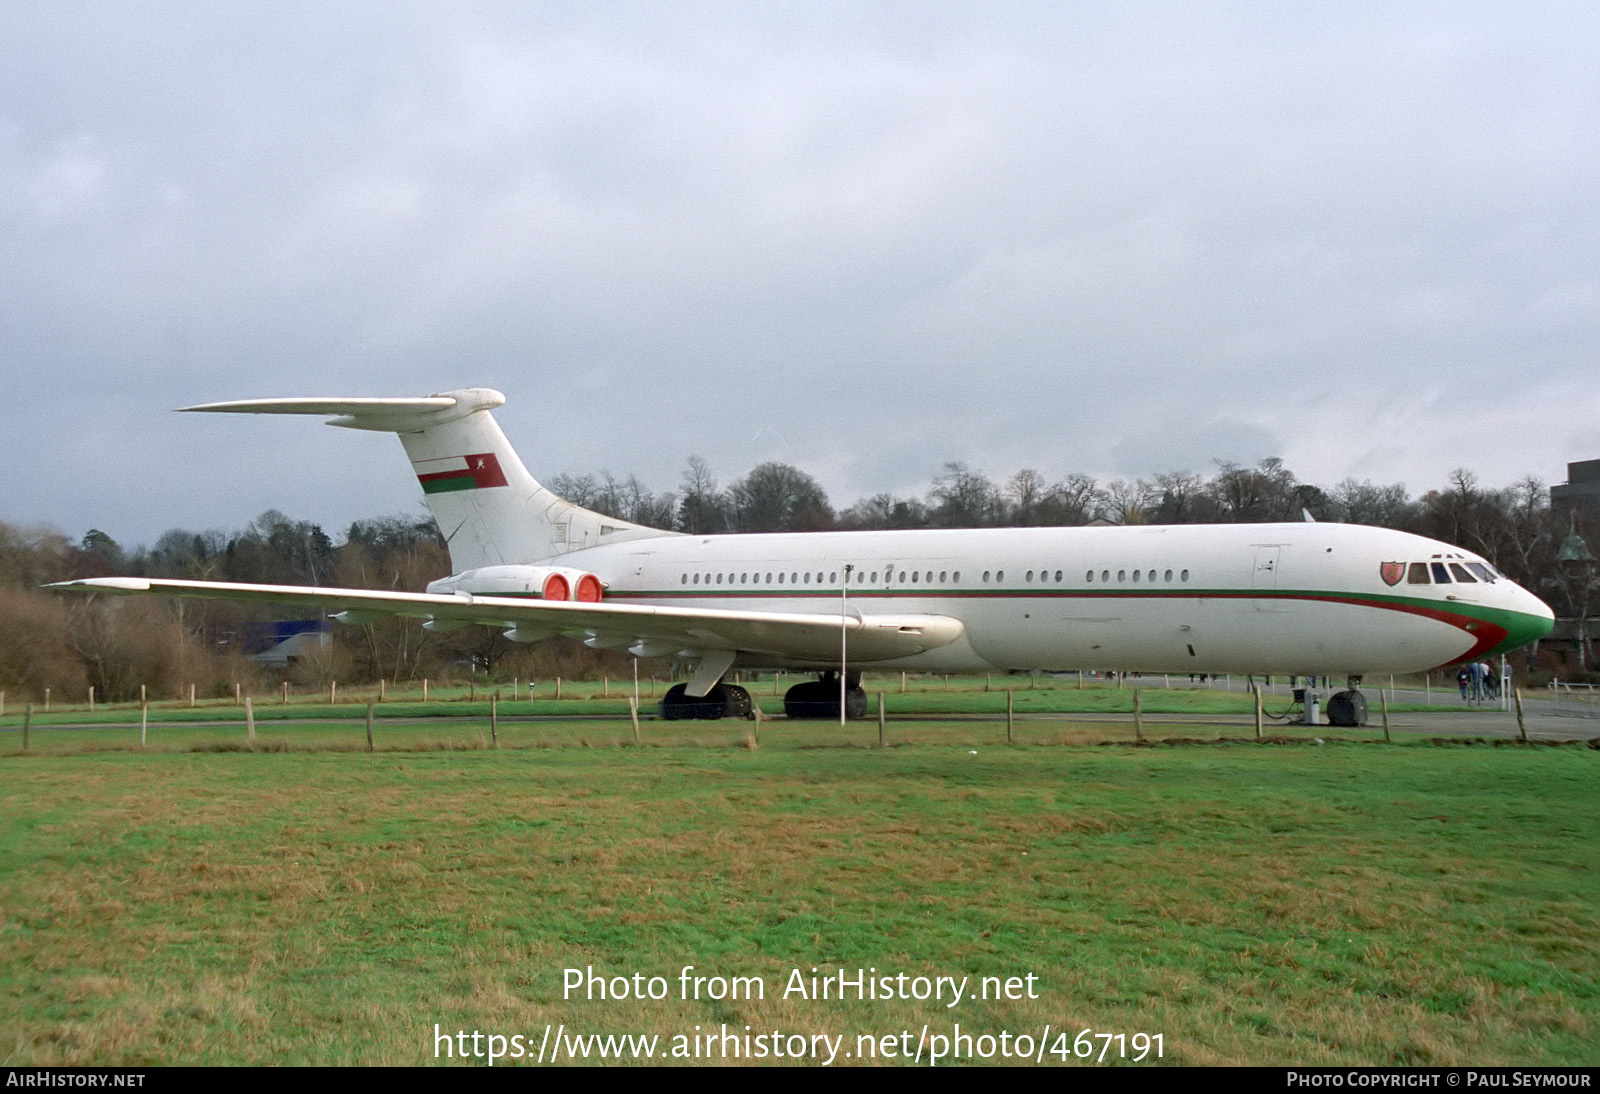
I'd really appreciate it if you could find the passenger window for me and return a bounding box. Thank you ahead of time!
[681,574,687,585]
[983,571,991,582]
[1025,570,1033,582]
[1086,570,1094,582]
[1055,570,1062,582]
[1117,570,1126,582]
[1181,569,1189,582]
[777,573,784,584]
[1132,570,1141,583]
[912,571,920,583]
[1148,570,1156,582]
[1448,563,1477,583]
[997,570,1005,581]
[953,571,960,581]
[1102,570,1110,582]
[1164,569,1172,582]
[1407,563,1429,584]
[1430,562,1451,584]
[940,571,947,582]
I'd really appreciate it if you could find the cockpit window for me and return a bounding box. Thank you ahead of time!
[1430,562,1451,584]
[1467,562,1497,582]
[1448,563,1477,583]
[1407,563,1430,584]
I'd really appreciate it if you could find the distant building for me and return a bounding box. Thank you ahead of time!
[1551,459,1600,530]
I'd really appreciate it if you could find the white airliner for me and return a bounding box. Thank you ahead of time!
[52,388,1554,723]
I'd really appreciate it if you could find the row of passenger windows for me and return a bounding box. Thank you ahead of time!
[677,567,1191,587]
[1083,568,1190,584]
[1407,561,1498,585]
[681,569,962,586]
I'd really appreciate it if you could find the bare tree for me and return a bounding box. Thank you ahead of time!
[728,462,834,532]
[1038,474,1101,526]
[677,456,728,534]
[1102,479,1155,525]
[929,463,1002,527]
[1006,469,1047,525]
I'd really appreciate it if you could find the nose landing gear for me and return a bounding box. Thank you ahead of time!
[1326,675,1368,727]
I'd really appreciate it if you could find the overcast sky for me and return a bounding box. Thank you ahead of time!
[4,2,1597,549]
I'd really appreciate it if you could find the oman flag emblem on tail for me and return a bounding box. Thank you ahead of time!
[414,453,510,494]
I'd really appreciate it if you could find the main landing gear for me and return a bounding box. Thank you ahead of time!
[1326,676,1368,727]
[783,671,867,720]
[657,671,868,720]
[658,682,753,720]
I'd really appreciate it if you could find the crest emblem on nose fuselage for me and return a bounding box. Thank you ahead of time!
[1380,561,1404,586]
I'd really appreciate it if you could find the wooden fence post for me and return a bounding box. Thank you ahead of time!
[1133,688,1143,741]
[877,692,886,747]
[1006,689,1014,744]
[22,703,31,751]
[366,702,375,751]
[489,693,498,748]
[630,696,641,744]
[1379,689,1391,743]
[1514,688,1527,742]
[1254,686,1263,741]
[140,700,148,749]
[245,697,255,743]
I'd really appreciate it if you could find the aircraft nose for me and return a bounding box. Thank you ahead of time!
[1497,582,1555,652]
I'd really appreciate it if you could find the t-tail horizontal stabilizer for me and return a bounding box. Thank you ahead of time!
[178,387,675,569]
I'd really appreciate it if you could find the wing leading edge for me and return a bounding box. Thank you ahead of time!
[49,578,964,668]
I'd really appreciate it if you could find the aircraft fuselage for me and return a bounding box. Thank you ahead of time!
[537,521,1551,676]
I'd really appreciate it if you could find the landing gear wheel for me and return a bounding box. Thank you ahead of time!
[659,683,746,720]
[783,678,868,719]
[1327,689,1368,727]
[722,685,753,720]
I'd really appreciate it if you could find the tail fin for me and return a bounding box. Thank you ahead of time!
[180,388,675,570]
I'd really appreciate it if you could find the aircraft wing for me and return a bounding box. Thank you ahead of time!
[48,578,964,666]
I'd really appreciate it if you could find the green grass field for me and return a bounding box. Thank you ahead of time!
[1,723,1594,1066]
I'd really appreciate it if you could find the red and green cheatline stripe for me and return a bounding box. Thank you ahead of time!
[414,453,509,494]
